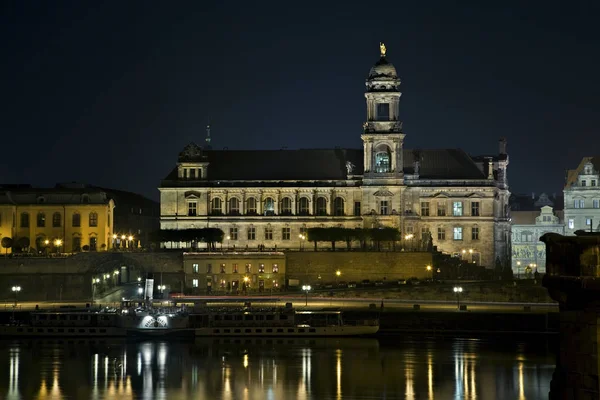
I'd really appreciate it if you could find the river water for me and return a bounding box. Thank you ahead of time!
[0,336,554,399]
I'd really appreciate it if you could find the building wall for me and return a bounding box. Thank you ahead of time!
[183,252,286,292]
[564,159,600,234]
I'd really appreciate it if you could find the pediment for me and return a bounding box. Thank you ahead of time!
[184,191,202,199]
[373,189,394,197]
[431,192,451,198]
[466,193,484,198]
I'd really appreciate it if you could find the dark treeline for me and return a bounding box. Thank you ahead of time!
[150,228,224,251]
[307,227,406,251]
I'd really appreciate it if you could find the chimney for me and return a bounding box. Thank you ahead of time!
[487,159,494,180]
[499,137,507,155]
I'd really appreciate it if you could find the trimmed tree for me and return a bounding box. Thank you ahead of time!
[1,237,13,256]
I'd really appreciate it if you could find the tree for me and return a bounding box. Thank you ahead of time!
[307,228,327,251]
[16,237,30,252]
[82,245,90,252]
[1,237,13,256]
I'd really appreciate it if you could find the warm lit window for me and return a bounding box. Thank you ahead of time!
[453,227,463,240]
[272,264,279,273]
[220,264,226,273]
[20,212,29,228]
[258,264,265,273]
[233,264,238,273]
[453,202,463,216]
[229,227,238,240]
[188,202,197,216]
[247,226,256,240]
[421,202,429,216]
[37,212,46,227]
[245,264,252,273]
[282,227,291,240]
[89,212,98,227]
[192,279,199,288]
[471,202,480,216]
[379,200,389,215]
[265,227,273,240]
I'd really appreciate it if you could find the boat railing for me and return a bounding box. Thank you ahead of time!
[343,319,379,327]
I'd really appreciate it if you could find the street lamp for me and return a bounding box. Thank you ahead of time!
[335,270,341,285]
[453,286,463,310]
[158,285,166,294]
[404,234,414,251]
[426,265,432,280]
[226,235,231,250]
[302,285,312,306]
[299,234,306,251]
[54,239,62,254]
[128,235,134,250]
[243,276,250,294]
[11,286,21,307]
[516,261,521,279]
[138,287,144,299]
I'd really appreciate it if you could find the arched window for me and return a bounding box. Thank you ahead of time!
[20,212,29,228]
[298,198,310,216]
[72,212,81,227]
[246,198,257,215]
[264,197,275,216]
[52,212,61,228]
[375,144,391,173]
[211,198,223,215]
[281,197,292,215]
[333,197,345,216]
[229,198,240,215]
[89,212,98,227]
[37,212,46,227]
[316,197,328,216]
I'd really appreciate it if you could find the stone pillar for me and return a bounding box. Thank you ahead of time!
[542,232,600,399]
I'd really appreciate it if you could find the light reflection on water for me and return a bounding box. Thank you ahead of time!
[0,336,554,399]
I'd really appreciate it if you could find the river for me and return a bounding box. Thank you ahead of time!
[0,335,554,399]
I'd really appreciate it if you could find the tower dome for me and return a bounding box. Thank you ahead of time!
[368,42,398,79]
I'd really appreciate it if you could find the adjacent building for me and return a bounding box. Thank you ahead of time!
[159,45,511,268]
[510,193,565,276]
[564,157,600,234]
[0,184,114,253]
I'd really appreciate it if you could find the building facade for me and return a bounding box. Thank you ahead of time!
[0,185,114,253]
[160,45,511,268]
[183,252,286,293]
[511,204,564,276]
[564,157,600,234]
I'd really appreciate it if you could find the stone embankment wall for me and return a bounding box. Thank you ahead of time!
[286,251,433,284]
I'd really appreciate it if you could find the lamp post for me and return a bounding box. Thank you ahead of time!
[404,234,414,251]
[128,235,134,250]
[243,276,249,294]
[121,235,126,249]
[335,270,341,286]
[299,234,306,251]
[54,239,62,255]
[302,285,311,306]
[516,261,521,279]
[426,265,432,280]
[226,235,231,250]
[11,286,21,308]
[453,286,463,310]
[112,234,117,249]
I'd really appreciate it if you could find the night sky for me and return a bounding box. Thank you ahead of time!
[2,1,599,201]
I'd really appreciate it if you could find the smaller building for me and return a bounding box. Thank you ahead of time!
[511,204,564,276]
[183,252,286,294]
[563,157,600,234]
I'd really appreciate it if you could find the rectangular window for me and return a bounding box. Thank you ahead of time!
[192,279,199,288]
[354,201,361,216]
[207,264,212,274]
[521,233,533,242]
[265,227,273,240]
[380,200,389,215]
[220,263,226,273]
[282,227,291,240]
[421,202,430,216]
[72,213,81,227]
[582,180,587,187]
[405,225,414,235]
[586,218,592,226]
[437,203,446,216]
[453,202,463,216]
[376,103,390,120]
[20,213,29,228]
[592,180,597,187]
[437,227,446,240]
[247,227,256,240]
[37,213,46,227]
[193,263,199,273]
[421,226,430,239]
[229,227,238,240]
[272,264,279,273]
[188,202,197,216]
[471,227,479,240]
[471,202,480,216]
[594,200,600,209]
[233,264,238,273]
[89,212,98,227]
[453,227,463,240]
[258,264,265,273]
[575,199,585,208]
[245,264,252,273]
[190,168,196,179]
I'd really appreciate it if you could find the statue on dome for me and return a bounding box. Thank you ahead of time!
[380,42,386,57]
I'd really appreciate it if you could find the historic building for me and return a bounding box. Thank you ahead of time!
[564,157,600,234]
[510,198,564,276]
[0,184,114,253]
[159,44,511,268]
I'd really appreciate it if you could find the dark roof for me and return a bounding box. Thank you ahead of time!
[510,193,563,211]
[161,147,489,186]
[94,187,159,209]
[565,156,600,189]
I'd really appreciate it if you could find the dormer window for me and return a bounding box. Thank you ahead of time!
[82,194,89,203]
[582,180,587,187]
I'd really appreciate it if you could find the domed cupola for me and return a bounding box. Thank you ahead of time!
[366,43,401,92]
[368,56,397,79]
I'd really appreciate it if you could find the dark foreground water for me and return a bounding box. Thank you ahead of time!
[0,336,554,399]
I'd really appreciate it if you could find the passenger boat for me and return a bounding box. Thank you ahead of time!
[191,306,379,337]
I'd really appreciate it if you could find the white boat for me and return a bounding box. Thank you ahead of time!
[192,307,379,337]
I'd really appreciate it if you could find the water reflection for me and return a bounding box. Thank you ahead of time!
[0,336,554,399]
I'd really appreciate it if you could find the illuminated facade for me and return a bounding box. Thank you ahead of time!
[0,185,114,254]
[564,157,600,234]
[159,46,511,268]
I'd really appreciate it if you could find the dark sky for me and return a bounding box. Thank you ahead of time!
[2,1,599,201]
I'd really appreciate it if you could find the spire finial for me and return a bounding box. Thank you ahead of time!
[205,120,211,146]
[379,42,386,57]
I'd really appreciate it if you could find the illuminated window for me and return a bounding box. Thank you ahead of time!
[233,264,238,273]
[272,264,279,273]
[375,151,391,173]
[258,264,265,273]
[220,264,226,273]
[453,202,463,216]
[89,212,98,227]
[264,197,275,216]
[245,264,252,273]
[37,212,46,227]
[192,263,199,273]
[453,227,463,241]
[188,202,197,216]
[192,279,199,288]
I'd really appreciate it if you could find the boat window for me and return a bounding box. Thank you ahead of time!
[277,329,284,333]
[245,328,252,333]
[298,329,305,333]
[266,315,274,320]
[70,315,78,320]
[255,329,262,333]
[68,329,74,333]
[309,329,316,333]
[224,315,233,321]
[224,329,231,333]
[244,315,253,321]
[287,328,294,333]
[234,329,241,333]
[266,329,273,333]
[280,315,288,320]
[213,329,220,334]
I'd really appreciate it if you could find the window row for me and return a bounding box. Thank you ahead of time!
[19,212,99,228]
[568,218,598,229]
[192,262,279,274]
[435,226,480,241]
[227,226,298,241]
[420,201,480,217]
[579,179,597,187]
[189,197,358,217]
[573,199,600,209]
